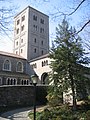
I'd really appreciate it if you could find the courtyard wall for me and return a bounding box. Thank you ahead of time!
[0,85,47,110]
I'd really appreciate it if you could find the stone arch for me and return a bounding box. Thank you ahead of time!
[41,72,48,84]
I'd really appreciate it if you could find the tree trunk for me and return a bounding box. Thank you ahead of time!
[71,77,77,111]
[69,70,77,111]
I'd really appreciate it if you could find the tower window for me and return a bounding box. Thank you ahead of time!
[33,15,37,21]
[41,40,43,45]
[21,49,23,53]
[34,38,36,43]
[40,19,44,24]
[41,50,43,55]
[17,19,20,25]
[21,39,23,43]
[21,25,24,31]
[22,15,25,22]
[34,48,36,53]
[16,51,18,54]
[16,41,18,46]
[16,28,19,34]
[40,28,44,33]
[33,25,38,31]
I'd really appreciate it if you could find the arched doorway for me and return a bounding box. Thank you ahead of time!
[41,73,48,84]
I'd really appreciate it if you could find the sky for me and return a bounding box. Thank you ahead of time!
[0,0,90,53]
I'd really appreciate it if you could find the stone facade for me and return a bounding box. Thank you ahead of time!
[30,54,51,84]
[13,6,49,61]
[0,51,35,86]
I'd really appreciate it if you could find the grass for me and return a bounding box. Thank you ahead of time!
[28,106,46,120]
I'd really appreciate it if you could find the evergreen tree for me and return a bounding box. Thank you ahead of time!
[49,19,90,110]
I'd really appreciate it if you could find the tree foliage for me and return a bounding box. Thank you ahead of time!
[48,19,90,110]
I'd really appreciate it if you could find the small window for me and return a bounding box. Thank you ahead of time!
[3,59,11,71]
[41,50,43,55]
[22,15,25,22]
[16,51,18,54]
[0,77,2,85]
[34,48,36,53]
[33,15,37,21]
[40,19,44,24]
[21,25,24,31]
[17,19,20,25]
[16,28,19,34]
[21,39,23,43]
[21,49,23,53]
[16,41,18,46]
[33,25,38,31]
[16,61,23,72]
[40,28,44,33]
[31,63,37,69]
[34,38,36,43]
[41,40,43,45]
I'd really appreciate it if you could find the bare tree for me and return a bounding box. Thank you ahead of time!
[0,0,17,39]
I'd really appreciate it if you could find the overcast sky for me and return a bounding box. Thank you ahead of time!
[0,0,89,52]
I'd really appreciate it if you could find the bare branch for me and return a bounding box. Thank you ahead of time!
[77,20,90,34]
[68,0,86,15]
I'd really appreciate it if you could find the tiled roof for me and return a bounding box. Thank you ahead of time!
[0,51,26,59]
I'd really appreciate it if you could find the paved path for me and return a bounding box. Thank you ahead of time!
[0,107,33,120]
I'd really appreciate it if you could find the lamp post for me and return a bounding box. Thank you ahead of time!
[31,74,38,120]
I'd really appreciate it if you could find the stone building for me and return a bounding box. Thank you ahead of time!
[0,51,34,86]
[13,6,49,61]
[0,6,50,86]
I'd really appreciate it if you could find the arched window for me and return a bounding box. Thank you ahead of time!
[7,78,10,85]
[0,77,2,85]
[6,78,17,85]
[16,61,23,72]
[41,73,48,84]
[21,79,29,85]
[3,59,11,71]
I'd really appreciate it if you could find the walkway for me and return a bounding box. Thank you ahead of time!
[0,107,33,120]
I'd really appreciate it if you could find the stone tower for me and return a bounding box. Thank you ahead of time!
[13,6,49,61]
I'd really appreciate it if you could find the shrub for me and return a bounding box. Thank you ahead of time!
[29,104,90,120]
[86,110,90,120]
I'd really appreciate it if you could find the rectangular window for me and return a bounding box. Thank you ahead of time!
[21,39,23,43]
[22,15,25,22]
[34,38,36,43]
[40,28,44,33]
[16,51,18,54]
[34,48,36,53]
[40,19,44,24]
[41,40,43,45]
[16,28,19,34]
[21,25,24,31]
[33,25,38,31]
[33,15,37,21]
[41,50,43,55]
[16,41,18,46]
[21,49,23,53]
[17,19,20,25]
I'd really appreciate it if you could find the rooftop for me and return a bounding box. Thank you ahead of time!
[0,51,26,60]
[14,6,49,18]
[30,53,49,62]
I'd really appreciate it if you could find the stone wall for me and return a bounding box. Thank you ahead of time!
[0,85,47,108]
